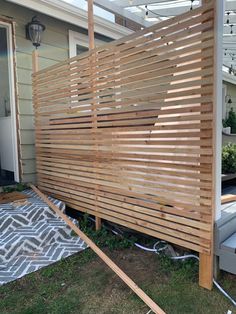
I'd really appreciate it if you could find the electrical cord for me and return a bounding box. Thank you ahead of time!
[152,241,236,307]
[82,215,236,308]
[145,0,199,19]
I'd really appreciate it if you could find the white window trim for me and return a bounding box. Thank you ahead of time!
[69,30,104,58]
[0,21,19,182]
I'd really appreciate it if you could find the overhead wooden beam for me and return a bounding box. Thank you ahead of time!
[223,15,236,24]
[134,4,199,18]
[92,0,151,27]
[225,1,236,11]
[223,57,236,62]
[112,0,189,7]
[224,26,236,34]
[30,184,166,314]
[223,41,236,46]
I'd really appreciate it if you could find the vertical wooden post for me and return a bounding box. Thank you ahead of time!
[32,49,39,74]
[199,0,223,290]
[32,48,39,187]
[199,253,213,290]
[88,0,101,231]
[88,0,95,50]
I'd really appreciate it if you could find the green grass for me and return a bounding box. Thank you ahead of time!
[0,221,236,314]
[2,183,28,193]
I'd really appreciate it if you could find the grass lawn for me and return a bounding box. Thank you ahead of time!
[0,227,236,314]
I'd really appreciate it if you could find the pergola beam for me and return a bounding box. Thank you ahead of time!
[223,43,236,49]
[225,1,236,11]
[224,15,236,24]
[134,4,199,18]
[224,27,236,34]
[112,0,190,7]
[93,0,152,27]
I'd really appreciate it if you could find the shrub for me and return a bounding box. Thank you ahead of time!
[222,143,236,174]
[224,108,236,133]
[222,119,228,128]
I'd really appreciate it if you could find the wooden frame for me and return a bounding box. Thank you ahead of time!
[33,1,217,289]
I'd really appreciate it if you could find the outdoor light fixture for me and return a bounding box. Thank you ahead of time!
[226,12,230,24]
[190,0,194,11]
[26,16,46,48]
[145,5,148,19]
[230,24,234,35]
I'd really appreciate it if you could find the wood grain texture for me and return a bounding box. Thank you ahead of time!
[33,1,215,289]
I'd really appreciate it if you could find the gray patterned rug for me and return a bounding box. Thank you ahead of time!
[0,189,87,285]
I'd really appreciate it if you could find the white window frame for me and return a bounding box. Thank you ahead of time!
[0,21,19,182]
[69,30,104,58]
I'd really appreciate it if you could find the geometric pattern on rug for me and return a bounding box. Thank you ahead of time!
[0,189,87,285]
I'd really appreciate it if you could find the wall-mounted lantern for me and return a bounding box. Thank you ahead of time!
[26,16,46,49]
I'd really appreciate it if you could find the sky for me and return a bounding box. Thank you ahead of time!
[61,0,115,22]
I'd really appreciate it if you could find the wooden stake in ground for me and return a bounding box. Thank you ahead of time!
[88,0,101,231]
[30,184,165,314]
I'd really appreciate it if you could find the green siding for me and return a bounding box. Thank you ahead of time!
[0,0,100,182]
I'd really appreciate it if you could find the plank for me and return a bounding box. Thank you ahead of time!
[221,194,236,204]
[30,184,166,314]
[0,192,29,204]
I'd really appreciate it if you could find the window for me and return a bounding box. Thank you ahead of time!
[69,30,104,57]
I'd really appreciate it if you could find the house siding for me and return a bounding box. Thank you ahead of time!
[1,0,108,183]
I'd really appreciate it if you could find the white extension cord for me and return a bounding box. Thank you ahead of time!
[86,216,236,308]
[150,240,236,308]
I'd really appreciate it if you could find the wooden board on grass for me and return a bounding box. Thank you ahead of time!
[0,192,29,204]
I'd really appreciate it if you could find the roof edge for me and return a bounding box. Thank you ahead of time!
[223,71,236,86]
[6,0,133,39]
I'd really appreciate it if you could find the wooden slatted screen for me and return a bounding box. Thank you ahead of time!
[33,2,215,288]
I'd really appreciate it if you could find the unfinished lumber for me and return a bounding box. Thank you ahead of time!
[32,49,39,73]
[0,192,29,204]
[32,0,216,289]
[88,0,101,231]
[221,194,236,204]
[30,184,165,314]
